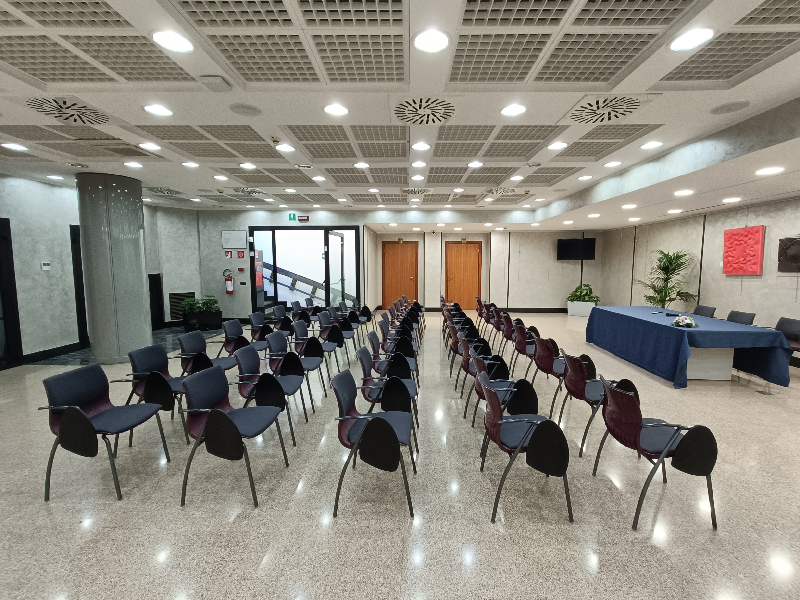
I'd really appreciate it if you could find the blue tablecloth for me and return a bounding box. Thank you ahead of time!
[586,306,792,389]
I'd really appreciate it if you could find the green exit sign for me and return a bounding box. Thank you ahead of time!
[289,212,296,221]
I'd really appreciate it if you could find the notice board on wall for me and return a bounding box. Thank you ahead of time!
[221,230,247,249]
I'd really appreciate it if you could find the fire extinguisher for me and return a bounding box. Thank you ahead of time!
[223,269,234,294]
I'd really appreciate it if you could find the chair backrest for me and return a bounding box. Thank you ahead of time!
[727,310,755,325]
[358,417,401,472]
[42,363,111,435]
[204,410,244,460]
[223,319,244,340]
[234,345,261,400]
[459,336,472,370]
[183,365,230,411]
[356,346,373,379]
[267,330,289,355]
[533,337,560,374]
[273,304,286,320]
[305,297,314,307]
[671,425,718,476]
[525,420,569,477]
[318,310,332,327]
[563,353,588,399]
[599,375,643,452]
[502,313,514,339]
[775,317,800,342]
[293,319,309,339]
[249,312,265,328]
[514,322,528,353]
[129,344,170,377]
[292,300,303,314]
[693,305,716,318]
[331,369,358,417]
[178,330,206,356]
[388,304,397,320]
[478,371,504,446]
[339,301,349,314]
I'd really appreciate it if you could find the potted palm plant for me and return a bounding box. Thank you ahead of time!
[566,283,600,316]
[636,250,698,309]
[182,295,222,332]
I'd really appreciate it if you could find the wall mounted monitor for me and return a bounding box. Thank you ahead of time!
[557,238,596,261]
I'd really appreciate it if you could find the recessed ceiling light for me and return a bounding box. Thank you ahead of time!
[1,143,27,151]
[588,214,600,218]
[246,205,255,208]
[152,31,193,53]
[535,198,545,202]
[578,175,593,181]
[641,141,663,150]
[510,175,524,181]
[670,28,713,51]
[138,142,160,151]
[604,161,621,167]
[214,175,228,181]
[668,209,683,214]
[144,104,172,117]
[46,175,63,180]
[312,204,320,207]
[484,223,492,227]
[501,104,526,116]
[190,198,201,202]
[142,198,152,202]
[412,161,426,168]
[285,188,296,193]
[411,175,424,181]
[531,223,539,226]
[377,204,385,208]
[444,204,452,207]
[312,175,326,181]
[389,223,397,227]
[722,197,741,203]
[411,142,430,151]
[453,188,464,193]
[495,227,505,230]
[414,29,449,53]
[337,198,346,202]
[454,227,462,231]
[468,161,483,168]
[182,161,199,168]
[548,141,567,150]
[276,143,294,152]
[674,189,693,196]
[522,204,530,208]
[264,198,274,202]
[756,167,784,176]
[563,220,573,225]
[484,197,493,202]
[240,163,256,169]
[410,198,420,201]
[124,162,142,168]
[354,162,369,168]
[279,204,287,207]
[622,204,637,209]
[437,223,445,227]
[368,188,379,193]
[629,217,641,221]
[324,103,348,116]
[413,227,420,231]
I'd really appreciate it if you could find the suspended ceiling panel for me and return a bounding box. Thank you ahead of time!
[449,33,550,83]
[299,0,404,27]
[572,0,697,27]
[0,36,115,82]
[460,0,574,27]
[313,34,405,82]
[208,35,320,82]
[9,1,132,27]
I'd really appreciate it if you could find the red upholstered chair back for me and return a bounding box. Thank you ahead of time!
[473,356,487,400]
[448,325,461,355]
[600,376,643,452]
[514,322,528,354]
[459,336,472,371]
[502,313,514,341]
[563,353,588,400]
[479,371,504,448]
[534,337,559,375]
[491,307,504,331]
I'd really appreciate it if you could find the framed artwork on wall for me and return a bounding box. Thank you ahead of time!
[723,225,765,276]
[778,237,800,273]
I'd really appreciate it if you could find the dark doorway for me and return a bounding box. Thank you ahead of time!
[69,225,90,348]
[148,273,165,330]
[0,218,23,365]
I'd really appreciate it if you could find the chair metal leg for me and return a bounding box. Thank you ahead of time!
[318,368,328,397]
[530,366,539,384]
[661,460,667,483]
[524,360,534,379]
[298,388,309,423]
[460,373,468,397]
[464,382,476,413]
[44,437,59,502]
[306,374,315,412]
[411,423,420,455]
[707,475,718,529]
[128,427,134,448]
[155,413,170,462]
[274,421,289,467]
[407,444,417,474]
[491,448,522,523]
[324,356,332,386]
[283,403,296,446]
[177,396,189,445]
[633,453,670,530]
[334,350,341,372]
[125,389,135,405]
[557,393,570,426]
[411,397,420,428]
[592,429,610,476]
[563,475,574,523]
[101,435,122,501]
[549,379,563,419]
[454,368,461,391]
[399,453,414,518]
[181,437,204,506]
[113,433,119,458]
[472,395,482,427]
[449,354,456,376]
[344,344,351,366]
[242,444,258,507]
[578,404,599,458]
[480,432,490,469]
[333,444,358,517]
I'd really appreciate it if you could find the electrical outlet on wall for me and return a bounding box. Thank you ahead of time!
[41,261,51,271]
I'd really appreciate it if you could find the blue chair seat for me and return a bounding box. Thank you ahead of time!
[211,356,238,370]
[321,341,338,352]
[498,414,547,449]
[553,358,565,376]
[585,379,604,403]
[377,360,389,372]
[359,316,369,323]
[342,331,355,340]
[90,403,160,434]
[367,378,417,400]
[277,375,304,395]
[227,406,281,438]
[525,344,535,355]
[347,412,412,446]
[252,341,270,352]
[405,357,417,371]
[168,377,187,394]
[300,356,323,371]
[639,424,683,455]
[388,341,418,353]
[278,330,292,338]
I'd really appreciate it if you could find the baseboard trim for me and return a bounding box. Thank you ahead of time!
[22,342,83,364]
[505,307,568,313]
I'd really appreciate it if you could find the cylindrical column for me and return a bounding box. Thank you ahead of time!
[77,173,152,363]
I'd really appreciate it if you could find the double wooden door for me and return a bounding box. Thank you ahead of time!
[445,241,481,310]
[382,241,418,308]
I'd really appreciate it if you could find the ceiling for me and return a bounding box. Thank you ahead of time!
[0,0,800,231]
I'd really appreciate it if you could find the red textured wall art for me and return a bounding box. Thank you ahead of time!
[723,225,765,275]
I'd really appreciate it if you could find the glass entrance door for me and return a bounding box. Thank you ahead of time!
[274,229,326,308]
[328,229,357,308]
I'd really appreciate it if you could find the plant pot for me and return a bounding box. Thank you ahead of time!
[183,310,222,332]
[567,301,596,317]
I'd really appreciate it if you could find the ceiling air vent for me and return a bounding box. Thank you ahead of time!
[569,96,640,124]
[26,98,109,125]
[485,187,516,196]
[394,98,455,125]
[232,187,265,196]
[147,187,182,196]
[401,187,432,195]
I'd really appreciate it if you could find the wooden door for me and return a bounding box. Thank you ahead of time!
[382,241,418,308]
[445,241,481,310]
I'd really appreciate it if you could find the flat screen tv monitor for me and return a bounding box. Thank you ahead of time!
[557,238,596,261]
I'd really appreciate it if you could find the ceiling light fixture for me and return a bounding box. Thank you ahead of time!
[412,142,430,151]
[214,175,228,181]
[1,143,27,151]
[548,141,567,150]
[563,220,573,225]
[46,175,63,180]
[411,175,424,181]
[240,163,257,169]
[495,227,505,230]
[138,142,160,151]
[484,223,492,226]
[588,214,600,218]
[454,227,462,231]
[468,161,483,168]
[453,188,464,193]
[276,143,294,152]
[629,217,641,221]
[312,204,320,207]
[484,197,493,202]
[510,175,524,181]
[531,223,539,227]
[756,167,784,176]
[324,103,348,116]
[641,141,663,150]
[338,198,346,202]
[264,198,274,202]
[190,198,201,202]
[368,188,379,193]
[674,189,693,196]
[622,204,637,209]
[389,223,397,227]
[182,161,199,168]
[535,198,545,202]
[312,175,326,181]
[670,28,713,51]
[578,175,593,181]
[124,162,142,168]
[437,223,445,227]
[152,31,194,53]
[444,204,452,207]
[410,198,420,202]
[414,29,449,53]
[604,161,621,167]
[722,197,741,203]
[246,205,255,208]
[501,104,526,116]
[142,198,151,202]
[522,204,530,208]
[668,209,683,214]
[285,188,296,193]
[279,204,287,207]
[354,162,369,168]
[413,227,420,231]
[144,104,172,117]
[377,204,385,208]
[412,161,426,168]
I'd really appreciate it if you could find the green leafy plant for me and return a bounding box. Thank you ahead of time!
[180,297,201,314]
[566,283,600,304]
[199,295,220,312]
[636,250,698,309]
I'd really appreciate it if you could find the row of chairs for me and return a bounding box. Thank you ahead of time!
[694,306,800,350]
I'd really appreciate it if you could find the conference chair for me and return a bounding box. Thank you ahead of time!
[359,305,376,332]
[355,346,418,420]
[249,311,267,341]
[558,353,604,457]
[693,305,716,318]
[467,354,515,427]
[530,337,566,418]
[177,330,237,375]
[775,317,800,353]
[292,319,329,394]
[727,310,756,325]
[510,322,537,376]
[331,370,416,518]
[594,377,718,530]
[42,364,170,501]
[499,313,516,358]
[180,366,289,507]
[266,330,322,406]
[219,319,268,357]
[489,306,505,348]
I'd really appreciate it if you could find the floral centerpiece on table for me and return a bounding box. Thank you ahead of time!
[671,314,698,328]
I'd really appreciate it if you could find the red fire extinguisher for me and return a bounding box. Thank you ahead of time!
[223,269,234,294]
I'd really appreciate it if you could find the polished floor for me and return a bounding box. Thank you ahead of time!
[2,313,799,599]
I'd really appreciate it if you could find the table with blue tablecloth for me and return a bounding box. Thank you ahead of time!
[586,306,793,389]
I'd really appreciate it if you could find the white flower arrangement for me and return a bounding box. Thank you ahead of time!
[671,314,698,328]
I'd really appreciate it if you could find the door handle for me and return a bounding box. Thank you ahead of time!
[410,276,414,279]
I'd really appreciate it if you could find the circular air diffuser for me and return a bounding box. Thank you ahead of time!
[26,98,109,124]
[570,97,640,124]
[394,98,455,125]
